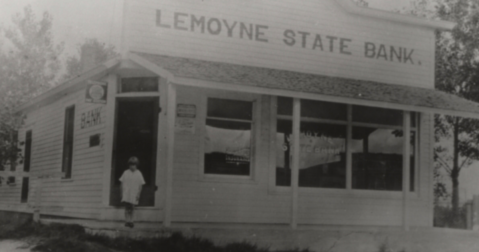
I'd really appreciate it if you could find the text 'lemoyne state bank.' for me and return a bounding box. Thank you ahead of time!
[156,10,417,65]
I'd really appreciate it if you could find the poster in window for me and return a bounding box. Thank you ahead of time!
[175,104,196,134]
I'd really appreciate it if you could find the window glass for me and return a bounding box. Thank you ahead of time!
[120,77,158,92]
[204,98,253,176]
[301,99,347,121]
[276,98,347,188]
[276,120,347,188]
[207,98,253,120]
[276,119,292,186]
[277,97,293,116]
[275,98,418,191]
[278,97,347,121]
[62,106,75,179]
[353,105,403,126]
[21,177,29,203]
[351,127,415,191]
[24,130,32,172]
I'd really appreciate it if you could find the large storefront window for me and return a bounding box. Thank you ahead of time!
[275,99,416,191]
[276,97,347,188]
[204,98,253,176]
[352,106,416,191]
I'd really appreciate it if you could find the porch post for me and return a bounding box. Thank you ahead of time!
[346,105,352,190]
[291,98,300,229]
[402,111,411,231]
[164,82,176,227]
[100,73,118,218]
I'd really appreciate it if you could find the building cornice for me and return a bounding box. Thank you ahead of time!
[335,0,455,30]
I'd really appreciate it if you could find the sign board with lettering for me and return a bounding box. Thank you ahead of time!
[85,81,107,104]
[175,104,196,134]
[81,107,103,129]
[126,0,434,89]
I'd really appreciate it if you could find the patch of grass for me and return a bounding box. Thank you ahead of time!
[378,242,406,252]
[0,219,86,240]
[2,219,312,252]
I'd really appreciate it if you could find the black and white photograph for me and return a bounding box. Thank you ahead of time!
[1,0,479,251]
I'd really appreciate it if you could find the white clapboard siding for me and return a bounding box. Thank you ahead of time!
[126,0,434,89]
[9,79,109,219]
[170,86,434,226]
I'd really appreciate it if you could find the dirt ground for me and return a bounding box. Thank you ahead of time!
[1,224,479,252]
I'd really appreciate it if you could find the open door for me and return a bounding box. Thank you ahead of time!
[110,98,159,206]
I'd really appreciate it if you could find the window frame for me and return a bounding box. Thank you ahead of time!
[118,77,160,93]
[199,92,261,183]
[275,98,349,189]
[350,106,418,192]
[20,177,29,203]
[61,105,75,179]
[23,130,32,172]
[270,97,420,196]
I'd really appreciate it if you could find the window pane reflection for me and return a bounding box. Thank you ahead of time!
[351,127,415,191]
[276,119,346,188]
[204,119,251,176]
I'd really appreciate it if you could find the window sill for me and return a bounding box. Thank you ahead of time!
[200,174,258,185]
[268,186,420,199]
[104,206,162,210]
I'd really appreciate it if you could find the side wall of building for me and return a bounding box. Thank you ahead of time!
[4,79,109,219]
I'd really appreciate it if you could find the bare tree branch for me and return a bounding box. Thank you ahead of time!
[435,154,452,174]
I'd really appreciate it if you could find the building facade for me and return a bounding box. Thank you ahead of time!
[2,0,479,231]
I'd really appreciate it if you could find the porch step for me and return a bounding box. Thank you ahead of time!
[40,217,171,239]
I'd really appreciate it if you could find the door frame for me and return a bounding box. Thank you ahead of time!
[109,96,160,206]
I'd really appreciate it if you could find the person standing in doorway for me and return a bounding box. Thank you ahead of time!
[120,156,145,228]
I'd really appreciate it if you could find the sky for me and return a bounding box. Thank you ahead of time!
[0,0,124,59]
[0,0,477,202]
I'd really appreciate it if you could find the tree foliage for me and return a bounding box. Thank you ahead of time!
[433,0,479,215]
[62,38,118,81]
[0,6,63,171]
[356,0,479,212]
[352,0,369,7]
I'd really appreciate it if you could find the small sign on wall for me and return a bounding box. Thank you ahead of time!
[85,80,107,104]
[81,107,102,129]
[175,104,196,134]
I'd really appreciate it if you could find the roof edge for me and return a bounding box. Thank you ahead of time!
[174,75,479,119]
[128,52,175,80]
[336,0,455,30]
[16,57,121,113]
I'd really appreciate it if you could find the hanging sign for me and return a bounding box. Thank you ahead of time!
[85,80,107,104]
[175,104,196,134]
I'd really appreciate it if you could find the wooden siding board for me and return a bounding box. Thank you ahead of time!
[19,87,107,219]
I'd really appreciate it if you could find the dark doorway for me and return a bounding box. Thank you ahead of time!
[110,98,159,206]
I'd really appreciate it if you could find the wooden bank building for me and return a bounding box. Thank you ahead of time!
[2,0,479,234]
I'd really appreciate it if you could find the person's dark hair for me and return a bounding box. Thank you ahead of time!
[128,156,139,165]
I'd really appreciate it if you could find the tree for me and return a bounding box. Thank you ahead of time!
[358,0,479,214]
[0,6,63,172]
[62,38,118,81]
[353,0,369,7]
[433,0,479,216]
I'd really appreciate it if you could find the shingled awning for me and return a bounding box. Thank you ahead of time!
[132,52,479,119]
